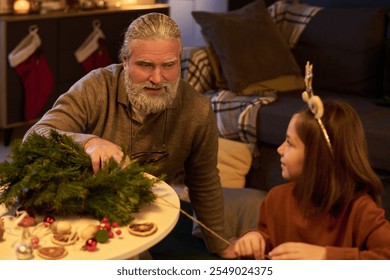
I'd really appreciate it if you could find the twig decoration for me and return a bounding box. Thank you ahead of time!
[155,196,232,246]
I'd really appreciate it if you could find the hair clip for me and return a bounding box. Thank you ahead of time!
[302,61,333,156]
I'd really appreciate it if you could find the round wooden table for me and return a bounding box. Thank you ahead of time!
[0,179,180,260]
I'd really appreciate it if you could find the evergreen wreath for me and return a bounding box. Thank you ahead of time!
[0,130,162,226]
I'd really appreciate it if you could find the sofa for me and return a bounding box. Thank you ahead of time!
[181,0,390,219]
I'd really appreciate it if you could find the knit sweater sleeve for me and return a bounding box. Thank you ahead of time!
[180,84,227,253]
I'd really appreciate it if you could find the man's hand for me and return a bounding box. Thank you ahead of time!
[84,138,124,174]
[268,242,326,260]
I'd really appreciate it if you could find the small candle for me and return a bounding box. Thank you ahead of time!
[13,0,31,14]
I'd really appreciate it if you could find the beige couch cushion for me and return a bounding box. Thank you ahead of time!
[217,138,253,188]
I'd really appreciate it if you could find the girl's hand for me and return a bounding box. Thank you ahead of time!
[217,242,237,259]
[269,242,326,260]
[234,231,266,260]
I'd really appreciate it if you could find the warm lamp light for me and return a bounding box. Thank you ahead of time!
[13,0,31,14]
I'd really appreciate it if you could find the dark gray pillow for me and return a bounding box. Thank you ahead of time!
[192,0,302,93]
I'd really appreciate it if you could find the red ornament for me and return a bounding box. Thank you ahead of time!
[43,215,55,227]
[84,238,98,251]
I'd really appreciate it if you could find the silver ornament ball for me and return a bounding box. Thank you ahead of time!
[16,242,34,260]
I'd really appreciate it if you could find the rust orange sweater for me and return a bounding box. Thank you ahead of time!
[258,182,390,259]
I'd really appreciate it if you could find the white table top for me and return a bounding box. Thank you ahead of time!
[0,179,180,260]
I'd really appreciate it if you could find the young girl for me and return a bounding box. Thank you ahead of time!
[234,98,390,259]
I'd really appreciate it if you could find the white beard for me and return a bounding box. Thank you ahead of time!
[125,68,179,115]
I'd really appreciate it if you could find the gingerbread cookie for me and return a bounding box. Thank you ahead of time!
[128,222,157,237]
[38,246,67,260]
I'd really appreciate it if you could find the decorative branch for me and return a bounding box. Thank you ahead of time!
[0,130,162,225]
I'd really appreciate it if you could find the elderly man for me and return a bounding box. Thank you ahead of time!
[24,13,234,258]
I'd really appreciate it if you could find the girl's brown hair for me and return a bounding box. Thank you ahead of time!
[294,100,383,217]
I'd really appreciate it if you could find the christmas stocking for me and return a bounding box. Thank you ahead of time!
[8,26,54,122]
[74,22,113,73]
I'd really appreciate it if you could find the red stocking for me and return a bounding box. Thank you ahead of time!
[78,38,113,73]
[75,22,113,73]
[8,26,54,121]
[14,49,54,121]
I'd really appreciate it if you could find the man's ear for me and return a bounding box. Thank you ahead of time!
[122,58,127,69]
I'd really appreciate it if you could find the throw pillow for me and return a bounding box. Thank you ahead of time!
[217,137,254,188]
[192,0,303,94]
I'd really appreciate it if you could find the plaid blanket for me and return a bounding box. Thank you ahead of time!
[268,0,323,48]
[206,90,277,144]
[181,47,214,94]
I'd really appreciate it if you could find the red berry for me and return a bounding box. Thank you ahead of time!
[30,236,40,248]
[108,230,114,238]
[115,229,122,236]
[101,217,109,223]
[112,222,119,228]
[104,223,111,231]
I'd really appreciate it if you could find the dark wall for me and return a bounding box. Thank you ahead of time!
[228,0,390,10]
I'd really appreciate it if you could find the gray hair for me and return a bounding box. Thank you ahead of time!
[119,13,182,61]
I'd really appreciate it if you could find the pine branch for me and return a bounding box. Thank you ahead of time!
[0,130,161,225]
